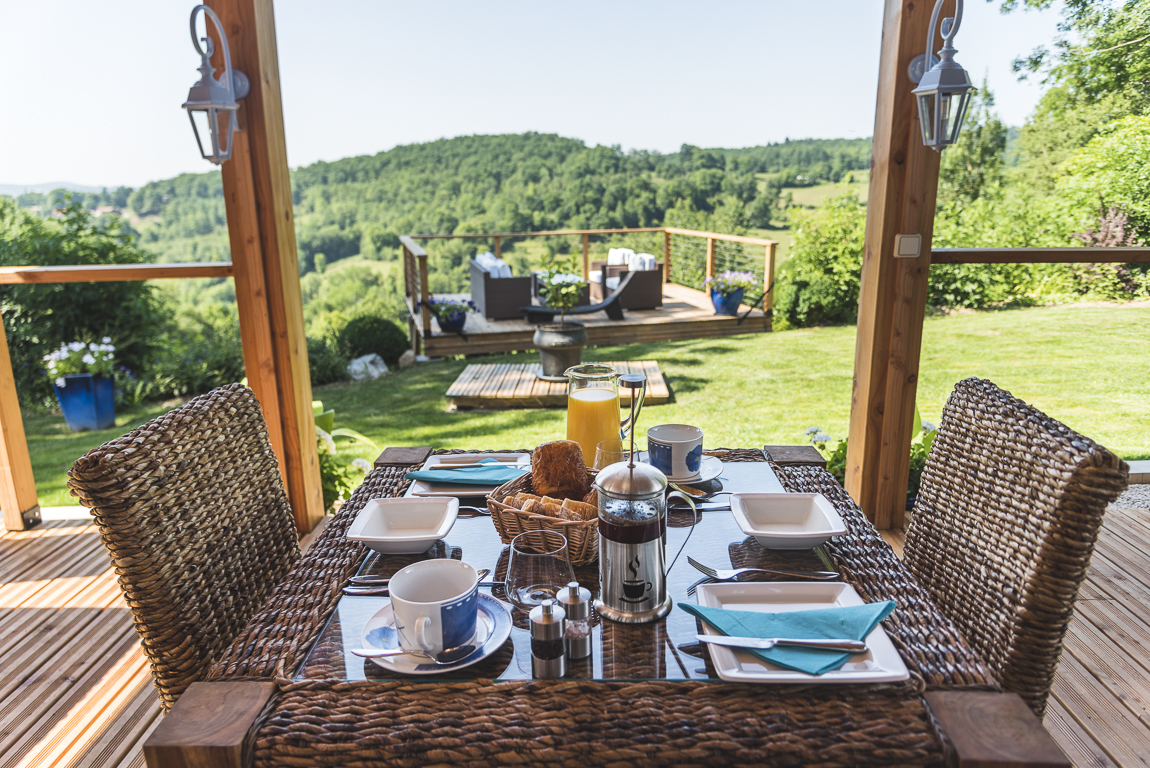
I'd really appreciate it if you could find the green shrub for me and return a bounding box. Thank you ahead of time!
[338,315,408,365]
[773,190,866,328]
[144,302,245,399]
[308,336,348,386]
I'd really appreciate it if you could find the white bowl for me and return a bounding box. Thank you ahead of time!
[730,493,847,550]
[346,497,459,554]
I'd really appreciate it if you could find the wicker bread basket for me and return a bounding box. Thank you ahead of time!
[487,471,599,564]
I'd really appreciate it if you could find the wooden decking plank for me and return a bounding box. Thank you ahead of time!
[1045,696,1118,768]
[1049,644,1150,767]
[448,361,670,409]
[52,667,159,768]
[0,523,99,586]
[1062,605,1150,729]
[511,364,537,399]
[478,363,512,397]
[444,364,485,397]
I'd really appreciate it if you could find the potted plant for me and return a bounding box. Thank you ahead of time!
[44,339,117,432]
[704,270,757,316]
[420,296,477,334]
[533,255,589,379]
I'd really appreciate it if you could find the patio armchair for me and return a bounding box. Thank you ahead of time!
[67,383,301,711]
[589,260,664,309]
[469,256,533,320]
[903,377,1128,717]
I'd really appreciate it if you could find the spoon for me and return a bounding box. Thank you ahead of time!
[351,644,477,664]
[668,483,731,502]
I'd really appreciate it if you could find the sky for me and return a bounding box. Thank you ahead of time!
[0,1,1065,190]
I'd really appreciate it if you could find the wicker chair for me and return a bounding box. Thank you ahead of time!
[68,384,301,711]
[904,377,1128,716]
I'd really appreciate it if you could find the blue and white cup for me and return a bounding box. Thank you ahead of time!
[647,424,705,480]
[388,560,479,654]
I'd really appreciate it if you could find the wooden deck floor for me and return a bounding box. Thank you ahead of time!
[2,503,1147,767]
[417,283,771,357]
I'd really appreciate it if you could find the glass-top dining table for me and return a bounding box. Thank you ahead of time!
[154,448,1068,768]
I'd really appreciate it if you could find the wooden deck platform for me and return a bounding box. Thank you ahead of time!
[445,360,670,409]
[2,500,1147,767]
[418,283,771,358]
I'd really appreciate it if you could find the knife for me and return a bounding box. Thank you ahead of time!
[696,634,867,653]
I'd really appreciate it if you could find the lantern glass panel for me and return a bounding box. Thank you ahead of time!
[918,93,936,145]
[188,108,213,160]
[946,91,972,144]
[213,109,236,159]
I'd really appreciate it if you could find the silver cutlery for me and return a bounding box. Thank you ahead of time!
[458,506,491,517]
[350,643,477,664]
[687,556,838,582]
[668,483,731,502]
[696,634,867,653]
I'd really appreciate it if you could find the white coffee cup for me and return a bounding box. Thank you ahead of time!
[646,424,705,479]
[388,560,479,654]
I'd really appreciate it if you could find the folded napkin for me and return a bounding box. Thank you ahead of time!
[405,458,527,486]
[680,600,896,675]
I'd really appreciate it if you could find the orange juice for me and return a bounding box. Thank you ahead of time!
[567,388,621,465]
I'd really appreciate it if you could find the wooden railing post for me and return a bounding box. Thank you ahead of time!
[664,230,672,283]
[582,233,590,281]
[419,253,431,335]
[764,242,776,314]
[494,236,501,260]
[0,315,39,531]
[705,237,716,280]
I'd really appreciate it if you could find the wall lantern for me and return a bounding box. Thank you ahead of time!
[909,0,974,151]
[182,5,250,164]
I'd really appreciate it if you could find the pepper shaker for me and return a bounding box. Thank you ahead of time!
[557,581,592,659]
[529,599,566,678]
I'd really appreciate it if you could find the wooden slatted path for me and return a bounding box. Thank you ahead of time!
[2,500,1148,767]
[446,360,670,409]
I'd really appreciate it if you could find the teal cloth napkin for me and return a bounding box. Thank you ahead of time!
[405,458,527,486]
[680,600,896,675]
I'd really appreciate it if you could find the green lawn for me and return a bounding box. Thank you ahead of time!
[29,303,1149,506]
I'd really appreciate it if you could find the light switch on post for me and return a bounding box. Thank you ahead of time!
[895,234,921,259]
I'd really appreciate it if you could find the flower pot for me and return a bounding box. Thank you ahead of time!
[533,322,588,379]
[438,312,468,334]
[53,374,115,432]
[711,288,745,316]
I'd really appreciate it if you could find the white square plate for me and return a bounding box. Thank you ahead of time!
[693,581,909,684]
[346,497,458,554]
[730,493,847,550]
[402,453,530,497]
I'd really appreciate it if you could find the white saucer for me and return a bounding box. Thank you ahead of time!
[638,453,723,484]
[360,593,512,675]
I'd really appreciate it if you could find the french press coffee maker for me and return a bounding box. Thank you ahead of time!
[593,374,698,624]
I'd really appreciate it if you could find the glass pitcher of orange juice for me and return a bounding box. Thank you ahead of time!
[565,364,645,465]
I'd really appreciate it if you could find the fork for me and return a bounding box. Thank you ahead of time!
[687,556,838,581]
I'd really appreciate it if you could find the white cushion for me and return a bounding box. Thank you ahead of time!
[607,247,635,266]
[605,276,621,291]
[634,253,657,271]
[474,251,498,271]
[589,270,604,284]
[493,259,513,278]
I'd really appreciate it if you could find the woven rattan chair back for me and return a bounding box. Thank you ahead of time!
[68,384,301,711]
[904,377,1127,716]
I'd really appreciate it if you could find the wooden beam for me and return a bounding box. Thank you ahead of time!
[144,681,275,768]
[209,0,323,532]
[0,315,39,531]
[924,691,1070,767]
[933,247,1150,264]
[410,227,665,239]
[664,230,672,283]
[663,227,780,247]
[846,0,945,527]
[582,233,590,281]
[0,263,233,284]
[764,242,777,313]
[705,237,716,279]
[493,236,501,260]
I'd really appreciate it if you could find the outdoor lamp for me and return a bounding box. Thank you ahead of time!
[182,5,249,164]
[909,0,974,151]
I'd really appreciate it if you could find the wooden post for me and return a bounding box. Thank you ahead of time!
[846,0,947,529]
[0,315,39,531]
[705,237,715,279]
[664,229,672,283]
[208,0,323,533]
[764,242,777,314]
[419,253,431,335]
[582,233,590,281]
[494,236,501,260]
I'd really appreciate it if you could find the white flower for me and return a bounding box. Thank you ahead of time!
[315,427,337,454]
[101,337,111,344]
[814,432,833,443]
[82,353,96,365]
[69,341,85,352]
[352,458,372,474]
[88,342,98,351]
[47,361,56,371]
[55,377,65,388]
[805,426,821,436]
[921,420,937,433]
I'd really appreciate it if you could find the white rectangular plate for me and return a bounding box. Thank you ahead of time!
[694,581,909,684]
[402,453,530,497]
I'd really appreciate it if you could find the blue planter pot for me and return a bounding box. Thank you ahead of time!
[711,288,745,316]
[438,312,468,333]
[53,374,115,432]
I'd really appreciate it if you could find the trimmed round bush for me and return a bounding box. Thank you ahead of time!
[339,315,408,365]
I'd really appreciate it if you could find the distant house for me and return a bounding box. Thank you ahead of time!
[92,206,121,216]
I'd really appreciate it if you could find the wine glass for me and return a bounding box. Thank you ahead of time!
[505,530,575,610]
[594,438,630,470]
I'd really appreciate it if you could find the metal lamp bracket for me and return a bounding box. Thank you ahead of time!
[231,70,251,100]
[907,53,939,85]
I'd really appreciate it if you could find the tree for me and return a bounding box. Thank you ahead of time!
[937,82,1007,208]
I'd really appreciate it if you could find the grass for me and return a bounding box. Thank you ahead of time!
[27,303,1148,507]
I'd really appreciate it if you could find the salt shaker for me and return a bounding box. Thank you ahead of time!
[557,581,592,659]
[529,599,567,678]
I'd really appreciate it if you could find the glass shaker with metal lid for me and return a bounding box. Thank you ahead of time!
[593,374,697,624]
